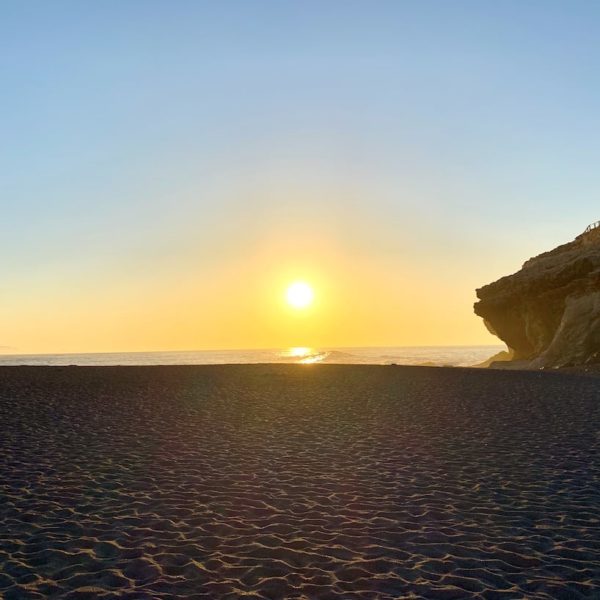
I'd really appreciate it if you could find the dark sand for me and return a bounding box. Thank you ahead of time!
[1,365,599,599]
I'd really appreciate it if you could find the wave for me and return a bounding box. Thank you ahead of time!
[297,350,360,364]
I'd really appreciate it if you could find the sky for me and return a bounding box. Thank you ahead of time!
[2,0,600,353]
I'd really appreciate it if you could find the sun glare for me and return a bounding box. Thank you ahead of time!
[286,281,314,309]
[288,346,311,357]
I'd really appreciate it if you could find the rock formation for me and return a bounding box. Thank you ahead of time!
[474,223,600,368]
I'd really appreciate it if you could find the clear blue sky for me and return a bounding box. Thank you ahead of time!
[2,1,600,352]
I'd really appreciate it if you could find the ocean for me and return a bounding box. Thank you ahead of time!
[0,346,503,367]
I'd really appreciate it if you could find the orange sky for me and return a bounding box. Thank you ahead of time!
[2,218,505,354]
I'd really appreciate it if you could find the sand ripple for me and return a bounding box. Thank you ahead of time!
[0,365,599,598]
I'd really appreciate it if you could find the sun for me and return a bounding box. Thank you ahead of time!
[286,281,314,309]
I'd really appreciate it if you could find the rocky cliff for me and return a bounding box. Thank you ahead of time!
[474,225,600,368]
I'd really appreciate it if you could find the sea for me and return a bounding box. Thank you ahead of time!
[0,346,504,367]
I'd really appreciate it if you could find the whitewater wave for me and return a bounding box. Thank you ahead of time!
[295,350,360,364]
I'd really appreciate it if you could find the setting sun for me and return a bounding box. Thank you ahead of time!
[286,281,314,309]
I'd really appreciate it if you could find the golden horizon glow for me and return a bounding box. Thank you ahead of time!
[0,232,500,354]
[285,281,314,310]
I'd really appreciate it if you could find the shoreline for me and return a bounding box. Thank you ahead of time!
[0,361,599,378]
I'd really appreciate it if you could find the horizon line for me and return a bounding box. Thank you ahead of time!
[0,344,505,358]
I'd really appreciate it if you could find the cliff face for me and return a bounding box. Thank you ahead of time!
[474,228,600,368]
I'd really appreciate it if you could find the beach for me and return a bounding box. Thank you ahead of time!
[1,364,599,599]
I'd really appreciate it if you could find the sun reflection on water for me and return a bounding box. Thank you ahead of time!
[298,352,327,364]
[280,347,328,363]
